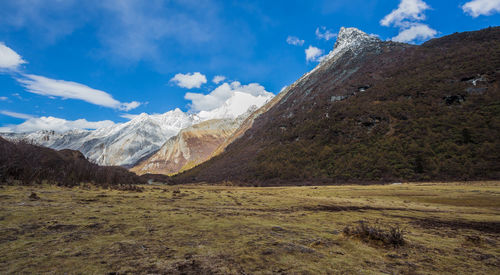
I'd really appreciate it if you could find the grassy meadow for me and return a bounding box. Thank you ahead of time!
[0,181,499,274]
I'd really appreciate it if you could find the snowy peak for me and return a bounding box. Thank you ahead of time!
[318,27,381,66]
[334,27,380,50]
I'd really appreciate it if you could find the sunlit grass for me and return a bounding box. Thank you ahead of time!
[0,181,499,273]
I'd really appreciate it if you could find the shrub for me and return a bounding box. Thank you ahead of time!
[343,221,405,247]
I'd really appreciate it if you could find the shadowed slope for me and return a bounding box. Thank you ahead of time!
[0,137,145,187]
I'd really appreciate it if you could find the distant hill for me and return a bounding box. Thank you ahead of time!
[174,27,500,185]
[0,137,145,188]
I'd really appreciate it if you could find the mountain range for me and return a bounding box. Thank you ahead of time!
[2,90,273,169]
[1,27,499,185]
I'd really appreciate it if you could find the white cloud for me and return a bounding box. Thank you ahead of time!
[380,0,436,43]
[212,75,226,84]
[380,0,430,27]
[120,113,139,120]
[0,96,8,101]
[391,23,437,43]
[185,81,272,113]
[286,36,305,46]
[170,72,207,89]
[305,46,324,62]
[11,93,22,100]
[120,101,141,111]
[462,0,500,17]
[315,27,337,41]
[0,127,12,133]
[0,110,34,120]
[16,74,140,111]
[2,116,115,133]
[0,42,26,70]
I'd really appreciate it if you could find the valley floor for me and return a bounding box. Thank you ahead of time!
[0,181,499,274]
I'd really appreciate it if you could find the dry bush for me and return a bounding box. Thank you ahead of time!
[343,221,405,247]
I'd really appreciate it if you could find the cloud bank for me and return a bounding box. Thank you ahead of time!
[462,0,500,17]
[16,74,140,111]
[380,0,437,43]
[286,36,305,46]
[315,27,337,41]
[0,42,26,70]
[0,110,35,120]
[305,46,324,62]
[0,116,115,133]
[170,72,207,89]
[0,43,141,111]
[212,75,226,84]
[391,23,437,43]
[185,81,272,113]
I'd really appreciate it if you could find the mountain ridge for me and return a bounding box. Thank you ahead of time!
[173,26,500,185]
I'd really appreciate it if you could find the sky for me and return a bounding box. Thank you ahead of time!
[0,0,499,132]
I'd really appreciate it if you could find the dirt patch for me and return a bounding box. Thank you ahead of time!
[109,241,145,257]
[0,228,19,242]
[302,204,443,213]
[46,224,79,232]
[163,254,243,275]
[166,259,219,275]
[409,217,500,234]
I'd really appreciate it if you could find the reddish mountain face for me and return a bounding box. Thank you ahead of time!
[131,118,242,175]
[174,27,500,185]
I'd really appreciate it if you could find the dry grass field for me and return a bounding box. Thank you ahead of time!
[1,181,499,274]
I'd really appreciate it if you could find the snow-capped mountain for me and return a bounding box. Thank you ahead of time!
[2,109,198,167]
[322,27,380,64]
[2,90,273,167]
[131,105,260,175]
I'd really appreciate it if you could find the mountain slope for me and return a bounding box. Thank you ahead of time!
[174,27,500,185]
[130,118,242,175]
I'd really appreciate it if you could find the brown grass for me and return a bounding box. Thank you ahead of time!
[0,181,499,274]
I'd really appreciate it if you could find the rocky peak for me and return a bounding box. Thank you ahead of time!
[334,27,380,50]
[319,27,381,65]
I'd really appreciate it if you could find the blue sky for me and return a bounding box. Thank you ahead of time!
[0,0,499,132]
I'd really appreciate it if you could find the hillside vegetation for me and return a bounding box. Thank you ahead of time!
[0,137,145,189]
[175,27,500,185]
